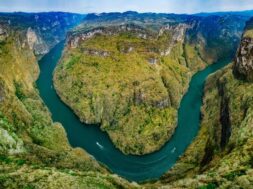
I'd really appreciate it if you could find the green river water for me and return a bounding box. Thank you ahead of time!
[36,41,230,182]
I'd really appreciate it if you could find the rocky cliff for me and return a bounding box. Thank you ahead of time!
[54,12,248,155]
[154,16,253,189]
[0,12,84,56]
[1,11,253,189]
[0,12,137,189]
[55,23,182,155]
[233,18,253,82]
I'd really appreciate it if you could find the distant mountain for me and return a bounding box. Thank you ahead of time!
[194,10,253,17]
[0,12,84,56]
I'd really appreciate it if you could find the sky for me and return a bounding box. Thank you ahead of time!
[0,0,253,14]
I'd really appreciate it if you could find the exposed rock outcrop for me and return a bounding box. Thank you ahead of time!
[56,23,181,155]
[148,58,157,64]
[159,24,189,56]
[69,24,151,48]
[233,37,253,82]
[0,25,7,42]
[83,48,109,57]
[26,27,38,50]
[0,26,4,35]
[56,12,247,156]
[26,27,49,55]
[0,128,25,154]
[0,12,133,189]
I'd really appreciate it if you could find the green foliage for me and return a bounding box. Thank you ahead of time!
[16,159,26,166]
[0,174,8,187]
[168,63,253,188]
[224,170,246,181]
[65,55,81,69]
[0,155,26,166]
[55,12,244,155]
[0,11,249,188]
[55,28,188,155]
[14,81,26,100]
[0,155,12,164]
[0,112,15,132]
[23,185,35,189]
[198,183,217,189]
[0,12,137,189]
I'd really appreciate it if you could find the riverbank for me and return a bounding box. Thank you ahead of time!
[37,41,231,182]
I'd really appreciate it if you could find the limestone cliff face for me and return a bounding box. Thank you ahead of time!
[0,13,136,189]
[1,11,253,189]
[233,17,253,82]
[0,12,84,57]
[56,21,192,155]
[233,37,253,81]
[68,24,152,48]
[26,27,49,55]
[0,25,7,42]
[0,12,93,159]
[158,18,253,189]
[158,66,253,188]
[0,12,84,92]
[159,23,190,56]
[54,13,247,156]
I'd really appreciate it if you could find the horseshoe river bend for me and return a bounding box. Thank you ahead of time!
[36,41,230,182]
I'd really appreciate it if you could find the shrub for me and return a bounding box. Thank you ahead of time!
[198,183,217,189]
[14,81,26,100]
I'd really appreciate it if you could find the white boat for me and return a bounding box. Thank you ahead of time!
[96,142,104,149]
[171,147,176,154]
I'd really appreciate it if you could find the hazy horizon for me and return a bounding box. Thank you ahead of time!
[0,0,253,14]
[1,9,253,15]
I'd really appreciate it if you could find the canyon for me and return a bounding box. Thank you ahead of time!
[0,11,253,189]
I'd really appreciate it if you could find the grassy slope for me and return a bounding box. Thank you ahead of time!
[0,12,84,54]
[0,12,249,188]
[54,13,246,155]
[155,24,253,189]
[54,24,199,155]
[0,14,137,189]
[157,66,253,189]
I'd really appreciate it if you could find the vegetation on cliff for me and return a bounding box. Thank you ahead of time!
[1,11,253,188]
[153,18,253,189]
[54,25,187,155]
[54,12,247,155]
[0,12,84,56]
[0,13,137,189]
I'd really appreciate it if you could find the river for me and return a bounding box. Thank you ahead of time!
[36,41,230,182]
